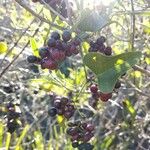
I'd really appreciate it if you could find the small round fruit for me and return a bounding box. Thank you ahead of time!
[73,38,81,46]
[51,31,60,40]
[39,47,49,58]
[90,84,98,93]
[86,123,94,131]
[41,59,58,70]
[96,36,106,45]
[54,99,61,108]
[64,111,73,119]
[62,30,71,42]
[72,141,79,148]
[27,55,39,63]
[104,47,112,56]
[48,107,57,117]
[47,38,56,47]
[99,92,112,102]
[50,50,65,62]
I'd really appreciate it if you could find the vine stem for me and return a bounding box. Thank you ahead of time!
[130,0,135,51]
[133,65,150,77]
[15,0,65,30]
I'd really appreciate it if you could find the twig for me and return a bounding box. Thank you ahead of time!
[120,79,150,98]
[0,22,42,79]
[133,65,150,77]
[41,0,69,25]
[64,0,73,25]
[130,0,135,50]
[0,14,39,68]
[15,0,65,30]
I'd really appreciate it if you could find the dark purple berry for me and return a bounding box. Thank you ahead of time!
[90,84,98,93]
[27,55,39,63]
[47,38,56,47]
[86,124,94,131]
[54,99,61,108]
[62,30,71,42]
[39,47,49,58]
[48,107,57,117]
[104,47,112,55]
[72,140,79,148]
[96,36,106,45]
[51,31,60,40]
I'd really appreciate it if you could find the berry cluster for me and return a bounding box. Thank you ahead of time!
[89,36,112,56]
[6,102,21,134]
[66,121,94,148]
[32,0,73,18]
[89,81,121,108]
[27,31,80,70]
[48,96,75,119]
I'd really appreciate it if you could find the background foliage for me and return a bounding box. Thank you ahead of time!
[0,0,150,149]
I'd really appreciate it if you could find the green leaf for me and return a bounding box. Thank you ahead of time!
[83,52,141,93]
[74,8,109,32]
[0,41,8,54]
[30,38,39,57]
[123,99,136,119]
[0,122,4,147]
[15,124,30,150]
[101,134,115,149]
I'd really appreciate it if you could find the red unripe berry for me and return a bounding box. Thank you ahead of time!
[50,49,65,62]
[99,92,112,102]
[41,58,57,70]
[90,84,98,93]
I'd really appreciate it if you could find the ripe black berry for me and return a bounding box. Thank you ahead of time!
[104,47,112,56]
[47,38,56,47]
[72,141,79,148]
[51,31,60,40]
[96,36,106,45]
[27,55,39,63]
[48,107,57,117]
[62,30,71,42]
[38,47,49,58]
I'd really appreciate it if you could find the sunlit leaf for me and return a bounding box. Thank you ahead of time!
[5,132,11,150]
[30,38,39,57]
[57,115,65,124]
[0,122,4,147]
[84,52,141,93]
[15,124,30,150]
[0,42,8,54]
[123,99,136,119]
[101,134,115,149]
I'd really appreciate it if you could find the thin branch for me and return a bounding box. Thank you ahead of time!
[120,79,150,98]
[0,16,38,68]
[64,0,73,25]
[0,22,42,79]
[15,0,65,30]
[133,65,150,77]
[41,0,70,25]
[130,0,135,50]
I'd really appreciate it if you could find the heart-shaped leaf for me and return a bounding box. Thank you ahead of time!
[83,52,142,93]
